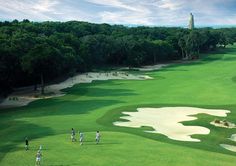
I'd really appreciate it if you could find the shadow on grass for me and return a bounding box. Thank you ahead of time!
[64,85,138,97]
[0,120,55,162]
[160,46,236,71]
[222,56,236,61]
[0,99,126,118]
[232,76,236,83]
[0,81,132,117]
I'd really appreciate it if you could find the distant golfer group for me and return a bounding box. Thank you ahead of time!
[25,129,101,165]
[71,128,101,145]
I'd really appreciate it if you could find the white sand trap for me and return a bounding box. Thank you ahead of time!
[220,134,236,152]
[120,64,168,71]
[137,64,169,71]
[229,134,236,142]
[210,120,236,128]
[45,72,153,93]
[220,144,236,152]
[0,72,153,108]
[114,107,230,142]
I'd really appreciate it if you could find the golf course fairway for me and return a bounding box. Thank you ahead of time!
[1,45,236,166]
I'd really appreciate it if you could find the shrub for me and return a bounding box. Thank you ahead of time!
[224,122,229,127]
[214,119,221,124]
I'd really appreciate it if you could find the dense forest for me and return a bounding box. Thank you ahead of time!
[1,19,236,96]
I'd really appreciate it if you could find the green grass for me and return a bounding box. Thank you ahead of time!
[1,45,236,165]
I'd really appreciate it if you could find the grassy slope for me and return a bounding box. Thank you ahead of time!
[1,46,236,165]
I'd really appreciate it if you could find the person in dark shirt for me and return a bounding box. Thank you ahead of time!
[71,128,76,142]
[25,137,29,151]
[96,131,101,144]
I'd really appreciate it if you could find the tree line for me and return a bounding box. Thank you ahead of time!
[0,19,236,95]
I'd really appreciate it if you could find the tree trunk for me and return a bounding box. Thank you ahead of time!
[153,54,156,64]
[185,50,188,59]
[40,73,44,95]
[181,48,184,59]
[34,79,37,91]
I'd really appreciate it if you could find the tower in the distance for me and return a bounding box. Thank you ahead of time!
[188,13,194,30]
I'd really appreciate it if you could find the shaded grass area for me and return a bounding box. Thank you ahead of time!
[1,45,236,165]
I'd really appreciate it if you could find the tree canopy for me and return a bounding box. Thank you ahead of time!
[0,20,236,95]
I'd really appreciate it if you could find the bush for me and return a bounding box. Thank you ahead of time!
[224,122,229,127]
[214,119,221,124]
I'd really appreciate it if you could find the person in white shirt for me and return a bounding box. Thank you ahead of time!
[35,150,42,165]
[79,131,84,145]
[95,131,101,144]
[71,128,76,142]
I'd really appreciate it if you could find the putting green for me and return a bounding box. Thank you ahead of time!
[1,45,236,165]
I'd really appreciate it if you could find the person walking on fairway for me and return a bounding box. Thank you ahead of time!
[71,128,76,142]
[95,131,100,144]
[79,131,84,145]
[25,137,29,151]
[35,150,42,166]
[39,145,42,151]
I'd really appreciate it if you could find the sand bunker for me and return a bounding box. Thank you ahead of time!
[136,64,168,71]
[229,134,236,142]
[220,134,236,152]
[211,120,236,153]
[220,144,236,152]
[114,107,230,142]
[45,72,153,93]
[0,72,153,108]
[210,119,236,128]
[121,64,168,71]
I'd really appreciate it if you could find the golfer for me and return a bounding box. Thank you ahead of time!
[39,145,42,151]
[79,131,84,145]
[95,131,101,144]
[35,150,42,166]
[71,128,76,142]
[25,137,29,151]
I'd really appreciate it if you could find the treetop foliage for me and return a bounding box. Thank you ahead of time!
[1,20,236,95]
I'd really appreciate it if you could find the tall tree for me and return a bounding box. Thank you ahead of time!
[21,44,63,94]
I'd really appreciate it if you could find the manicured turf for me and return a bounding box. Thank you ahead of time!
[1,45,236,165]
